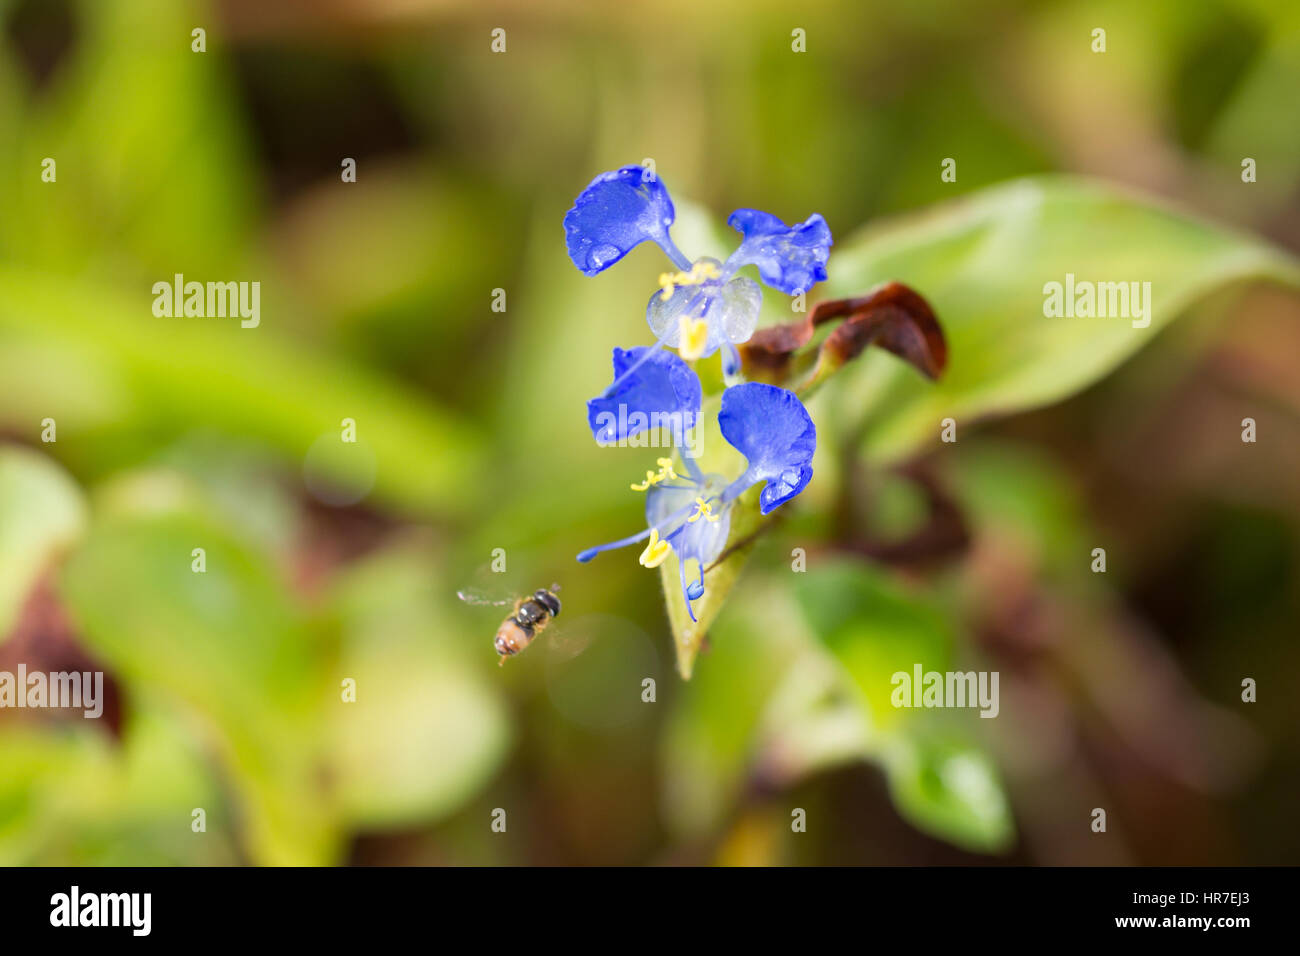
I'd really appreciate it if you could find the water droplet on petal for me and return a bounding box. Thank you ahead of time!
[588,244,620,269]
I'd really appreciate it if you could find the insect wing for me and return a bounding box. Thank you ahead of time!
[456,587,516,608]
[538,619,592,662]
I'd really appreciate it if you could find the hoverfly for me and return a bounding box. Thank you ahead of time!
[457,584,562,664]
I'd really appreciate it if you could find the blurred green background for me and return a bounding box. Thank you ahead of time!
[1,0,1298,865]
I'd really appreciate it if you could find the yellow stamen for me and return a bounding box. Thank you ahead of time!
[639,529,671,568]
[692,261,721,281]
[678,315,710,360]
[630,457,678,491]
[657,261,721,300]
[686,497,719,523]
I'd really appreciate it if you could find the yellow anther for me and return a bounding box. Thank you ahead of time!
[639,529,671,568]
[686,497,719,523]
[657,261,721,300]
[630,457,678,491]
[678,315,710,360]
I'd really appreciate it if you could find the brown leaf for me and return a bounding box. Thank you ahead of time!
[0,575,124,736]
[739,281,947,392]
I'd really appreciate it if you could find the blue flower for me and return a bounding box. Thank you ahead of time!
[565,165,833,375]
[717,382,816,514]
[577,382,816,622]
[726,209,833,296]
[587,346,701,445]
[564,166,685,276]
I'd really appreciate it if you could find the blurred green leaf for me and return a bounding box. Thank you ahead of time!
[0,268,484,515]
[0,706,240,865]
[58,506,339,864]
[0,0,256,277]
[0,727,116,864]
[792,560,1014,853]
[1207,32,1300,210]
[660,586,811,840]
[793,561,952,731]
[946,440,1090,582]
[326,544,511,829]
[663,562,1014,853]
[879,731,1013,855]
[820,176,1300,462]
[0,445,86,641]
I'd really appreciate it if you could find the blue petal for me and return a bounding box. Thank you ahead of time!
[666,510,731,570]
[564,165,683,275]
[718,383,816,515]
[587,347,701,444]
[725,209,832,295]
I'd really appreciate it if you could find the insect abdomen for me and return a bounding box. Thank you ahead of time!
[495,618,534,657]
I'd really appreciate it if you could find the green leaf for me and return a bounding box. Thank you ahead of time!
[325,544,511,829]
[821,175,1300,462]
[58,507,340,865]
[0,268,484,516]
[792,560,1014,853]
[0,706,241,865]
[945,440,1090,582]
[0,728,117,864]
[0,446,86,642]
[660,586,812,839]
[793,561,952,731]
[879,731,1014,855]
[661,563,1014,853]
[0,0,257,276]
